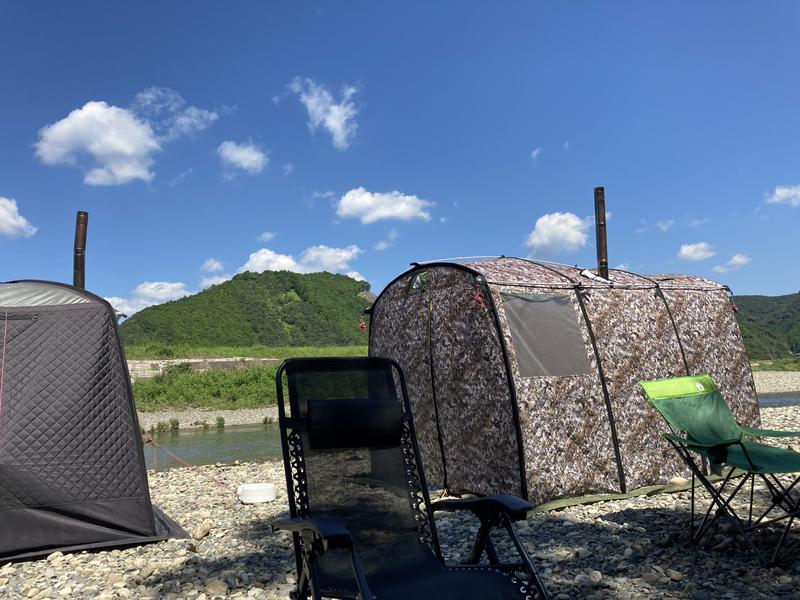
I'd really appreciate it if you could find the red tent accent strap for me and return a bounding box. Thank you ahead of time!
[142,433,230,490]
[0,313,7,419]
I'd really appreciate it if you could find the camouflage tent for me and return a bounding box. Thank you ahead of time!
[368,257,760,505]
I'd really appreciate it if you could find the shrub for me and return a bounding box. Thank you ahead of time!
[216,416,225,429]
[169,418,180,431]
[133,365,280,412]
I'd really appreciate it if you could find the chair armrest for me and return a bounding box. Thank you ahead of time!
[433,494,532,521]
[661,432,741,449]
[740,425,800,439]
[271,517,353,550]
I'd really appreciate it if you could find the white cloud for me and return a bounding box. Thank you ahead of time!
[169,168,193,186]
[525,212,588,257]
[686,217,710,227]
[766,184,800,207]
[300,245,362,272]
[564,141,571,150]
[132,87,218,141]
[656,219,675,232]
[0,197,37,238]
[712,253,751,274]
[614,263,629,271]
[288,77,359,150]
[217,140,268,175]
[678,242,716,261]
[337,187,433,224]
[374,228,398,251]
[200,274,232,288]
[240,244,362,275]
[201,258,224,273]
[134,281,191,302]
[105,280,191,316]
[347,271,365,281]
[35,101,160,185]
[257,231,276,242]
[241,248,301,273]
[282,163,295,177]
[531,147,543,163]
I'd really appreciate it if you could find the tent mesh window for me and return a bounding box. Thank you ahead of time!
[500,292,591,378]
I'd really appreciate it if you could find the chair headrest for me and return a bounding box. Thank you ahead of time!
[307,398,403,450]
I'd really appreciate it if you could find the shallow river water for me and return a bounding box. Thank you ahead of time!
[143,393,800,471]
[143,422,283,470]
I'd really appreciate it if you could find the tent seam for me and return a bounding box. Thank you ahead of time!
[574,289,627,494]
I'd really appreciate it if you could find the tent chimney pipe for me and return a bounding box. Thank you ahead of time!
[594,187,609,280]
[73,211,88,289]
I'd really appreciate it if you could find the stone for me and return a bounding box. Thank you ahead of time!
[192,520,214,540]
[668,476,689,487]
[205,579,228,596]
[138,563,159,578]
[667,568,684,582]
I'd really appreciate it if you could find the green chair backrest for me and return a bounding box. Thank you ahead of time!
[640,374,742,446]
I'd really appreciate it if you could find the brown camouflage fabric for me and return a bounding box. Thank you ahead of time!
[371,266,523,496]
[487,283,621,503]
[369,257,760,505]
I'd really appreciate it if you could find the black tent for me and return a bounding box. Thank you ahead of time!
[0,280,185,563]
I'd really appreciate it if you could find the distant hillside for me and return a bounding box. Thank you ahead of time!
[119,271,372,347]
[736,292,800,359]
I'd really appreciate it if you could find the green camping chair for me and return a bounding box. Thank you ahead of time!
[640,374,800,565]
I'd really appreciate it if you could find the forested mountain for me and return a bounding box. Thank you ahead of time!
[119,270,798,360]
[119,271,372,346]
[736,292,800,359]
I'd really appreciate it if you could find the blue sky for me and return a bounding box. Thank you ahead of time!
[1,2,798,313]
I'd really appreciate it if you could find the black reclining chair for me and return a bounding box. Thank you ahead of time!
[272,357,550,600]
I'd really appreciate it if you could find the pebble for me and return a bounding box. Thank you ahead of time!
[1,405,798,598]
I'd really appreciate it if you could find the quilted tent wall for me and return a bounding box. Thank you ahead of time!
[0,280,185,564]
[369,257,760,505]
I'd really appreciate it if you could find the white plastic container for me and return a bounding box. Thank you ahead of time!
[237,483,277,504]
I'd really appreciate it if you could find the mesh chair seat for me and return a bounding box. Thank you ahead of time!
[273,357,550,600]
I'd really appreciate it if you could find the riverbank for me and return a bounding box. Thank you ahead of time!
[137,407,279,431]
[136,370,800,431]
[4,405,800,599]
[752,370,800,395]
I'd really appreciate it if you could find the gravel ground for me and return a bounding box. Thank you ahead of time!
[752,371,800,395]
[3,406,800,599]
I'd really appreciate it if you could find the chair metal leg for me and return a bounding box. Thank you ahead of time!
[501,514,551,600]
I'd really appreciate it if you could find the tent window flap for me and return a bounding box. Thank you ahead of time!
[501,292,591,377]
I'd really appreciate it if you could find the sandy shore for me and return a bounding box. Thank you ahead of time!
[4,405,800,599]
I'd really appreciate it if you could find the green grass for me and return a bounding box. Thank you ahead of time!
[129,345,369,411]
[133,364,280,412]
[124,342,367,360]
[751,358,800,372]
